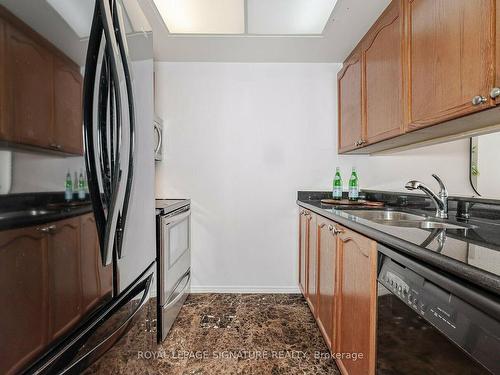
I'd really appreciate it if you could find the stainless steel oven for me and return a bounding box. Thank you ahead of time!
[156,199,191,342]
[377,245,500,375]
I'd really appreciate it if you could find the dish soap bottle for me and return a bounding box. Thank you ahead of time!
[78,170,86,200]
[65,170,73,201]
[348,167,359,201]
[333,167,343,200]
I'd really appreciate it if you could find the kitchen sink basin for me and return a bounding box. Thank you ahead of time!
[342,210,426,222]
[342,209,475,230]
[0,209,53,221]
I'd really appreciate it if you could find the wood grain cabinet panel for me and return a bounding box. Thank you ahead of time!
[316,216,338,351]
[0,6,83,154]
[335,226,377,375]
[48,217,82,341]
[363,0,404,144]
[299,209,308,295]
[53,56,83,154]
[7,25,53,148]
[80,214,102,314]
[338,49,363,153]
[0,226,48,375]
[0,17,11,141]
[407,0,495,129]
[306,211,318,315]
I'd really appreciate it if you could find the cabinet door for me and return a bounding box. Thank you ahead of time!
[336,227,377,375]
[338,49,363,153]
[298,209,308,295]
[7,25,53,148]
[0,18,11,141]
[53,56,83,154]
[316,216,338,351]
[408,0,495,129]
[364,0,404,144]
[0,226,48,375]
[48,217,82,341]
[306,212,318,314]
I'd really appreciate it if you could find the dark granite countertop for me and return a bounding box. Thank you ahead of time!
[0,192,93,231]
[297,191,500,296]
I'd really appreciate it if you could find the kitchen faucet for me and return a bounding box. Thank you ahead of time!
[405,174,449,219]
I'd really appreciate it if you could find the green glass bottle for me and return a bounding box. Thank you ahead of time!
[333,167,343,200]
[348,167,359,201]
[65,170,73,201]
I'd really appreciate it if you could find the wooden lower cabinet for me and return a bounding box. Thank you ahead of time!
[48,217,82,341]
[298,207,378,375]
[0,213,111,374]
[306,212,318,315]
[316,216,338,350]
[336,226,378,375]
[0,226,48,375]
[298,209,308,294]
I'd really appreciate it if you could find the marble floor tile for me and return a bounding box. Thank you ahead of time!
[85,294,340,374]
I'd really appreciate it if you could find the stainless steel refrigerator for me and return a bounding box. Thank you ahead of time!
[0,0,156,373]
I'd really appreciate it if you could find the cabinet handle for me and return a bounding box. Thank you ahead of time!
[471,96,487,106]
[37,224,57,234]
[328,224,334,232]
[320,223,327,228]
[49,143,62,150]
[333,227,345,235]
[490,88,500,99]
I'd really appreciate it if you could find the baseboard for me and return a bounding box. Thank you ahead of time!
[190,285,301,294]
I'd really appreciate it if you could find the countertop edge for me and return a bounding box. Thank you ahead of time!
[297,200,500,296]
[0,205,93,231]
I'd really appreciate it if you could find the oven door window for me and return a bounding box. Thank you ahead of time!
[376,283,490,375]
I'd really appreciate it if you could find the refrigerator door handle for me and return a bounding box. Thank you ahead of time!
[99,0,129,263]
[83,0,110,265]
[112,0,136,259]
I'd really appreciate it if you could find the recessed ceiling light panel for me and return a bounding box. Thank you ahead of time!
[247,0,338,35]
[153,0,245,34]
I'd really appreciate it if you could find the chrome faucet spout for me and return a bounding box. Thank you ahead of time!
[405,175,449,219]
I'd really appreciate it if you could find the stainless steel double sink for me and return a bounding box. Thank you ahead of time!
[341,209,475,230]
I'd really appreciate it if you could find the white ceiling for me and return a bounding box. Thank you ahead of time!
[140,0,390,62]
[0,0,390,64]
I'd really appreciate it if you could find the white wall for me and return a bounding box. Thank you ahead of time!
[154,62,475,293]
[476,132,500,198]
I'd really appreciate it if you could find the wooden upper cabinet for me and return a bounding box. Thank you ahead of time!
[363,0,404,144]
[316,216,338,351]
[0,226,48,375]
[338,49,363,153]
[306,212,318,315]
[0,6,83,154]
[336,226,377,375]
[407,0,496,129]
[7,25,53,148]
[53,56,83,154]
[48,217,82,341]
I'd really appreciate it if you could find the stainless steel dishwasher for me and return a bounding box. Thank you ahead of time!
[156,199,191,342]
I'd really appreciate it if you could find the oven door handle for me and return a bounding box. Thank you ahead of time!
[164,269,191,309]
[161,210,191,226]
